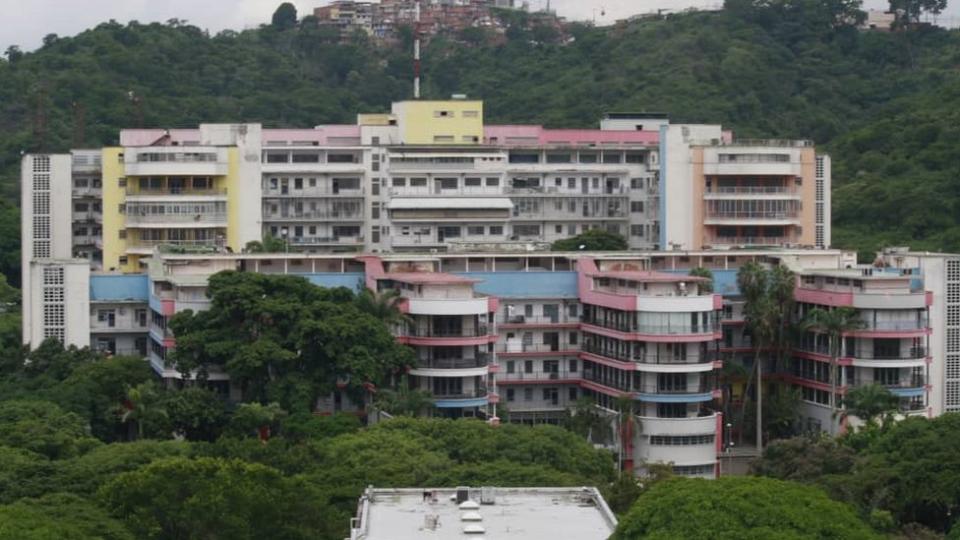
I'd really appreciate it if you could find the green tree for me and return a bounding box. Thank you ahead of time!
[161,386,227,441]
[169,272,413,409]
[0,493,134,540]
[752,434,856,482]
[688,267,714,293]
[271,2,298,30]
[0,400,101,459]
[804,307,865,422]
[552,229,628,251]
[228,401,287,440]
[842,383,900,427]
[355,287,411,327]
[117,383,168,440]
[736,261,777,449]
[373,375,434,417]
[889,0,947,26]
[99,457,341,540]
[612,476,880,539]
[244,234,287,253]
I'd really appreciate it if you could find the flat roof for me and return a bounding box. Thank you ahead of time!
[591,270,709,283]
[350,487,617,540]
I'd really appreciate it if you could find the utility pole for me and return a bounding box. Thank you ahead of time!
[413,0,421,99]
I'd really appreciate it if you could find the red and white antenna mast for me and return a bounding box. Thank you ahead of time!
[414,0,421,99]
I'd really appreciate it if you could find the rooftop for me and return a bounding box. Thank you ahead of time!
[591,270,710,283]
[380,272,480,285]
[349,487,617,540]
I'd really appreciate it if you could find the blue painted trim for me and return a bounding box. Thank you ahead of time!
[634,392,715,403]
[457,271,579,299]
[658,124,668,249]
[433,397,488,408]
[889,387,925,398]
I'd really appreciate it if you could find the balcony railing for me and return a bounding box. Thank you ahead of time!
[706,236,791,246]
[430,384,488,400]
[582,371,712,395]
[706,186,798,195]
[288,236,364,245]
[415,357,489,369]
[498,370,580,381]
[264,211,364,221]
[405,325,492,338]
[128,239,221,249]
[505,185,628,195]
[704,211,799,220]
[857,320,929,332]
[582,320,719,335]
[852,376,926,389]
[263,187,365,197]
[582,343,716,365]
[497,343,580,354]
[126,187,227,197]
[850,347,927,360]
[500,315,572,325]
[126,213,227,225]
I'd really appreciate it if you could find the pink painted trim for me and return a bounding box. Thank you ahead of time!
[580,323,720,343]
[484,125,659,146]
[497,349,580,357]
[927,291,933,306]
[396,335,499,347]
[487,296,499,313]
[794,287,853,307]
[845,328,931,338]
[712,360,724,369]
[488,394,500,404]
[488,364,501,373]
[356,255,384,291]
[496,378,582,386]
[579,351,637,370]
[160,299,176,317]
[579,379,629,398]
[713,294,723,310]
[498,322,580,330]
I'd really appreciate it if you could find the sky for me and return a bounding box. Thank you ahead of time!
[1,0,957,52]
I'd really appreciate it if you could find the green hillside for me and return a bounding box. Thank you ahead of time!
[1,1,959,283]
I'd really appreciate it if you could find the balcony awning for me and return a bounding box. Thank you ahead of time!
[387,198,513,210]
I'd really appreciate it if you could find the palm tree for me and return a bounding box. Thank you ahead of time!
[840,383,900,429]
[119,382,167,440]
[565,397,612,444]
[356,288,409,322]
[374,375,434,417]
[737,261,777,451]
[614,394,641,476]
[688,267,714,293]
[806,307,865,427]
[768,265,796,374]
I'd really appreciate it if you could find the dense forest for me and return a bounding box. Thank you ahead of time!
[0,0,958,287]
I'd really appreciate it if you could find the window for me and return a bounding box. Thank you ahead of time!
[506,360,515,374]
[657,402,687,418]
[118,230,126,239]
[372,227,380,243]
[649,435,715,446]
[371,203,380,220]
[485,177,500,187]
[555,225,563,234]
[309,226,317,235]
[569,332,578,345]
[631,201,644,213]
[392,177,406,187]
[568,387,578,401]
[524,360,533,373]
[489,226,504,235]
[631,225,645,237]
[467,226,484,236]
[506,388,515,402]
[465,177,482,187]
[433,135,455,143]
[434,110,453,117]
[74,202,88,212]
[524,388,533,401]
[462,110,479,118]
[568,359,578,372]
[295,178,303,190]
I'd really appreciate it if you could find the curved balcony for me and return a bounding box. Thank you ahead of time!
[639,414,719,466]
[580,322,720,343]
[409,356,490,378]
[496,370,583,385]
[432,385,490,409]
[849,347,928,368]
[580,344,720,373]
[846,320,930,339]
[582,371,718,403]
[496,343,581,356]
[398,325,498,347]
[406,297,492,316]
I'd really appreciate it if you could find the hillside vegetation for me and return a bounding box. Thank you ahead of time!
[1,1,960,284]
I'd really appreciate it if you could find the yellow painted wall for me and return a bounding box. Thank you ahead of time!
[392,100,484,145]
[100,147,131,272]
[357,113,394,126]
[224,147,242,251]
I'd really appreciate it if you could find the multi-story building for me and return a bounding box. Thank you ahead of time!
[20,99,842,478]
[790,268,931,433]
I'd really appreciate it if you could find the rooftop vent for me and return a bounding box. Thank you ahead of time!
[463,524,486,534]
[459,500,480,510]
[456,487,471,504]
[461,511,483,521]
[480,486,496,505]
[452,93,468,100]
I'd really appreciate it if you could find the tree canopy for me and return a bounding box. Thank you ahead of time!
[552,229,629,251]
[612,476,880,540]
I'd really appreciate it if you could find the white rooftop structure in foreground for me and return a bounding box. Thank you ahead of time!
[348,486,618,540]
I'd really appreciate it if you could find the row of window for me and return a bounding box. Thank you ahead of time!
[649,435,715,446]
[504,387,579,404]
